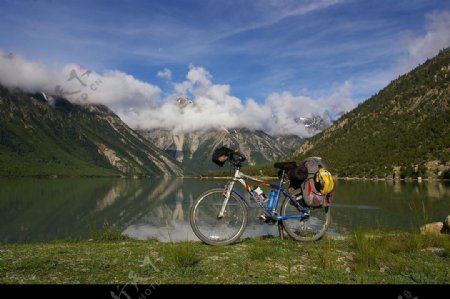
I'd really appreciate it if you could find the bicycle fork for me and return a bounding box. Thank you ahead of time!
[217,180,236,219]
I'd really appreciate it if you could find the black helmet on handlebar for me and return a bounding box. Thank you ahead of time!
[212,146,246,167]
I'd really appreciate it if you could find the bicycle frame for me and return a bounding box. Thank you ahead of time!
[218,167,310,222]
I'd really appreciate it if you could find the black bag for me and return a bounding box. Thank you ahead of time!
[274,161,307,189]
[212,146,233,167]
[287,162,308,189]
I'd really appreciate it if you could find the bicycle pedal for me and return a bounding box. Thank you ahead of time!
[265,218,277,225]
[259,213,277,224]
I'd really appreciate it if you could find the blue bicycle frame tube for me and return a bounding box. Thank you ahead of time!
[232,168,310,221]
[231,188,252,207]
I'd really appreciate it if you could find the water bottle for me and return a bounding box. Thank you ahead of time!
[267,190,277,210]
[254,187,267,203]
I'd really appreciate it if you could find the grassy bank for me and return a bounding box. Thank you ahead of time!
[0,232,449,284]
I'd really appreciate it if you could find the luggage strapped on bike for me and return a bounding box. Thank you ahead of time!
[277,158,334,208]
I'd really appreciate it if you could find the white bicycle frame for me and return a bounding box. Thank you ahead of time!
[218,168,280,218]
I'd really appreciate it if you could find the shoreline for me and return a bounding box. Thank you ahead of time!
[186,175,450,182]
[0,174,449,182]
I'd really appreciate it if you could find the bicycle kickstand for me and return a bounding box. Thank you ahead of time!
[277,220,284,240]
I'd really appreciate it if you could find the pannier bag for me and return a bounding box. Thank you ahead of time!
[289,157,334,207]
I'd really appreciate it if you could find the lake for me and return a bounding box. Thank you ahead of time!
[0,178,449,243]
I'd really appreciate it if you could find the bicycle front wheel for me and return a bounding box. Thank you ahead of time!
[281,197,330,242]
[190,188,248,246]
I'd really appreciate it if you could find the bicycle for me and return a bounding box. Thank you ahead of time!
[189,148,331,245]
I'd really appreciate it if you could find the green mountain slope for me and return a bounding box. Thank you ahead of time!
[0,86,182,177]
[293,48,450,179]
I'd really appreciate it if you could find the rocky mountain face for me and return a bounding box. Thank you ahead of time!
[139,127,303,174]
[294,112,333,135]
[0,85,182,177]
[293,47,450,179]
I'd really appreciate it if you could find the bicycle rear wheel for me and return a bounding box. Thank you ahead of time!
[190,188,248,246]
[280,197,330,242]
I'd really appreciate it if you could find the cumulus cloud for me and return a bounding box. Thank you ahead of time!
[125,65,354,136]
[351,10,450,104]
[398,10,450,73]
[86,69,160,112]
[264,80,354,135]
[0,51,354,137]
[0,51,60,92]
[157,68,172,80]
[124,65,249,133]
[0,50,161,113]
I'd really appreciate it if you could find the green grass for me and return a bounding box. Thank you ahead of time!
[162,242,202,269]
[0,232,449,284]
[89,220,132,241]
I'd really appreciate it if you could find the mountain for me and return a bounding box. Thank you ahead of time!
[293,48,450,179]
[294,111,333,135]
[139,127,303,174]
[0,85,182,177]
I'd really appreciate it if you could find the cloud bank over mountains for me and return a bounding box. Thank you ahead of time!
[0,51,353,137]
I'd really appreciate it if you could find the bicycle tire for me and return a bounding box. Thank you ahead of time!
[280,196,330,242]
[190,188,248,246]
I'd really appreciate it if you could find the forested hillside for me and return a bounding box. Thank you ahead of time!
[293,48,450,179]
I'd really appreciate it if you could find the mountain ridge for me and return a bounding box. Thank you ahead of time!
[0,85,182,177]
[139,127,304,174]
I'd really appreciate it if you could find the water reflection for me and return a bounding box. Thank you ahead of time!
[0,178,448,243]
[122,180,278,242]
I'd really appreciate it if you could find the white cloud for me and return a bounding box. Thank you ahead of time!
[350,10,450,104]
[0,51,60,92]
[126,65,249,133]
[398,10,450,74]
[214,0,346,42]
[87,69,160,111]
[125,65,355,136]
[319,80,355,114]
[264,81,354,135]
[0,50,161,114]
[0,51,354,137]
[157,68,172,80]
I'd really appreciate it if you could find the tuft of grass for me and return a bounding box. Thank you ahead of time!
[382,233,423,254]
[247,242,283,261]
[408,199,431,231]
[162,241,202,269]
[315,238,337,270]
[90,219,130,241]
[351,230,380,270]
[52,236,83,243]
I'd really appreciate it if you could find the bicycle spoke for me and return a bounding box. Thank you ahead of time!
[190,189,247,245]
[281,197,330,242]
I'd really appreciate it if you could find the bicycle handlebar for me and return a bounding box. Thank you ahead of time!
[212,146,246,167]
[229,151,246,166]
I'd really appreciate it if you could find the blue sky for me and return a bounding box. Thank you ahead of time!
[1,0,449,135]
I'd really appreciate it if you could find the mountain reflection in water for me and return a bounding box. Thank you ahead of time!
[0,178,448,243]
